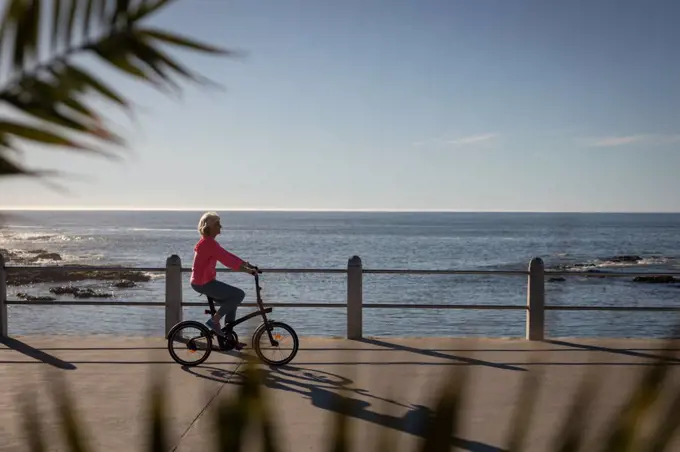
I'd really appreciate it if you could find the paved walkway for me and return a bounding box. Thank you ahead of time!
[1,336,679,452]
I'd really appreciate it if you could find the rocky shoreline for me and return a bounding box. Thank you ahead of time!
[2,248,678,302]
[1,248,151,301]
[5,266,150,286]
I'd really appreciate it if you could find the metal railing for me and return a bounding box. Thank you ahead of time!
[1,254,680,340]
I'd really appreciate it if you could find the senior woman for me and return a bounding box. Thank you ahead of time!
[190,212,258,342]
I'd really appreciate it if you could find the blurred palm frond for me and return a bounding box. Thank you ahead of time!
[0,0,232,181]
[17,338,680,452]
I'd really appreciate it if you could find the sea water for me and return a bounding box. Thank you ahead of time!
[1,211,679,338]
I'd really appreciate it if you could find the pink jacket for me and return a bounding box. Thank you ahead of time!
[190,236,244,285]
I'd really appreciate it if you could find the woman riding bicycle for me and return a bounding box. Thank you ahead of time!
[190,212,258,340]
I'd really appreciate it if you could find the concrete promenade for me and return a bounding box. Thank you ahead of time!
[1,336,680,452]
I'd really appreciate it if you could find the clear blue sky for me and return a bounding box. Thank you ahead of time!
[2,0,680,212]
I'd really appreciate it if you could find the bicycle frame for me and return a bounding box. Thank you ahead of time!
[204,272,278,344]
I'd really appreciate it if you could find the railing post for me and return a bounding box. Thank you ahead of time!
[165,254,183,336]
[347,255,363,340]
[526,257,545,340]
[0,254,7,337]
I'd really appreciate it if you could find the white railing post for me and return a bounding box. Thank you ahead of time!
[526,257,545,340]
[0,254,7,337]
[347,255,363,340]
[165,254,183,335]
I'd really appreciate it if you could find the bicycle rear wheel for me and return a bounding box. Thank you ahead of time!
[167,321,213,366]
[253,321,299,366]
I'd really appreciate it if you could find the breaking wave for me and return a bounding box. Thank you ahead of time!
[0,248,104,265]
[128,227,195,233]
[480,254,675,273]
[0,231,93,243]
[551,255,674,272]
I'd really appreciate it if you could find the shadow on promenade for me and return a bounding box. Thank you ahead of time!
[183,363,506,452]
[0,336,76,369]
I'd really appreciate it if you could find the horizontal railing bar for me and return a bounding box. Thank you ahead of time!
[5,266,680,279]
[183,302,346,308]
[545,271,680,277]
[545,306,680,312]
[0,266,528,275]
[3,300,524,310]
[7,300,679,312]
[186,303,525,309]
[5,266,347,274]
[5,300,348,308]
[206,268,347,274]
[363,269,528,276]
[5,266,165,272]
[363,303,525,309]
[6,300,165,306]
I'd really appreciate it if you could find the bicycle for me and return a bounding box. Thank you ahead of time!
[166,267,299,367]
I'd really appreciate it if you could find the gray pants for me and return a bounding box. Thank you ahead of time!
[191,280,245,323]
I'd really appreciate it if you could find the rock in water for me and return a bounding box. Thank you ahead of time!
[49,286,113,298]
[548,277,566,283]
[584,269,607,278]
[114,280,136,288]
[609,255,643,263]
[49,286,79,295]
[632,276,678,284]
[73,288,113,299]
[34,252,62,261]
[7,264,151,286]
[16,293,56,301]
[1,248,62,263]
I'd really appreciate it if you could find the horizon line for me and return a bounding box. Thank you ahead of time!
[1,207,679,214]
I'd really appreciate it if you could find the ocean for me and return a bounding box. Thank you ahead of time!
[1,211,679,338]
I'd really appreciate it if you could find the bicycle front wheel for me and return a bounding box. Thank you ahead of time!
[167,321,213,366]
[253,321,299,366]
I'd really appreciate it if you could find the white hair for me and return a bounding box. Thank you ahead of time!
[198,211,220,236]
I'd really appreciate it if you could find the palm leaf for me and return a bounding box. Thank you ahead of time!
[147,372,169,452]
[505,365,542,452]
[82,0,94,38]
[326,390,352,452]
[127,35,198,90]
[598,339,677,452]
[63,0,80,49]
[551,367,600,452]
[0,0,231,181]
[92,43,151,81]
[96,0,107,24]
[0,120,114,159]
[50,373,92,452]
[111,0,131,27]
[645,383,680,452]
[18,391,46,452]
[24,0,40,66]
[419,365,468,452]
[51,0,62,52]
[0,152,42,177]
[10,0,30,72]
[129,0,174,22]
[2,94,95,135]
[252,367,281,452]
[142,28,233,54]
[215,366,252,451]
[62,63,128,108]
